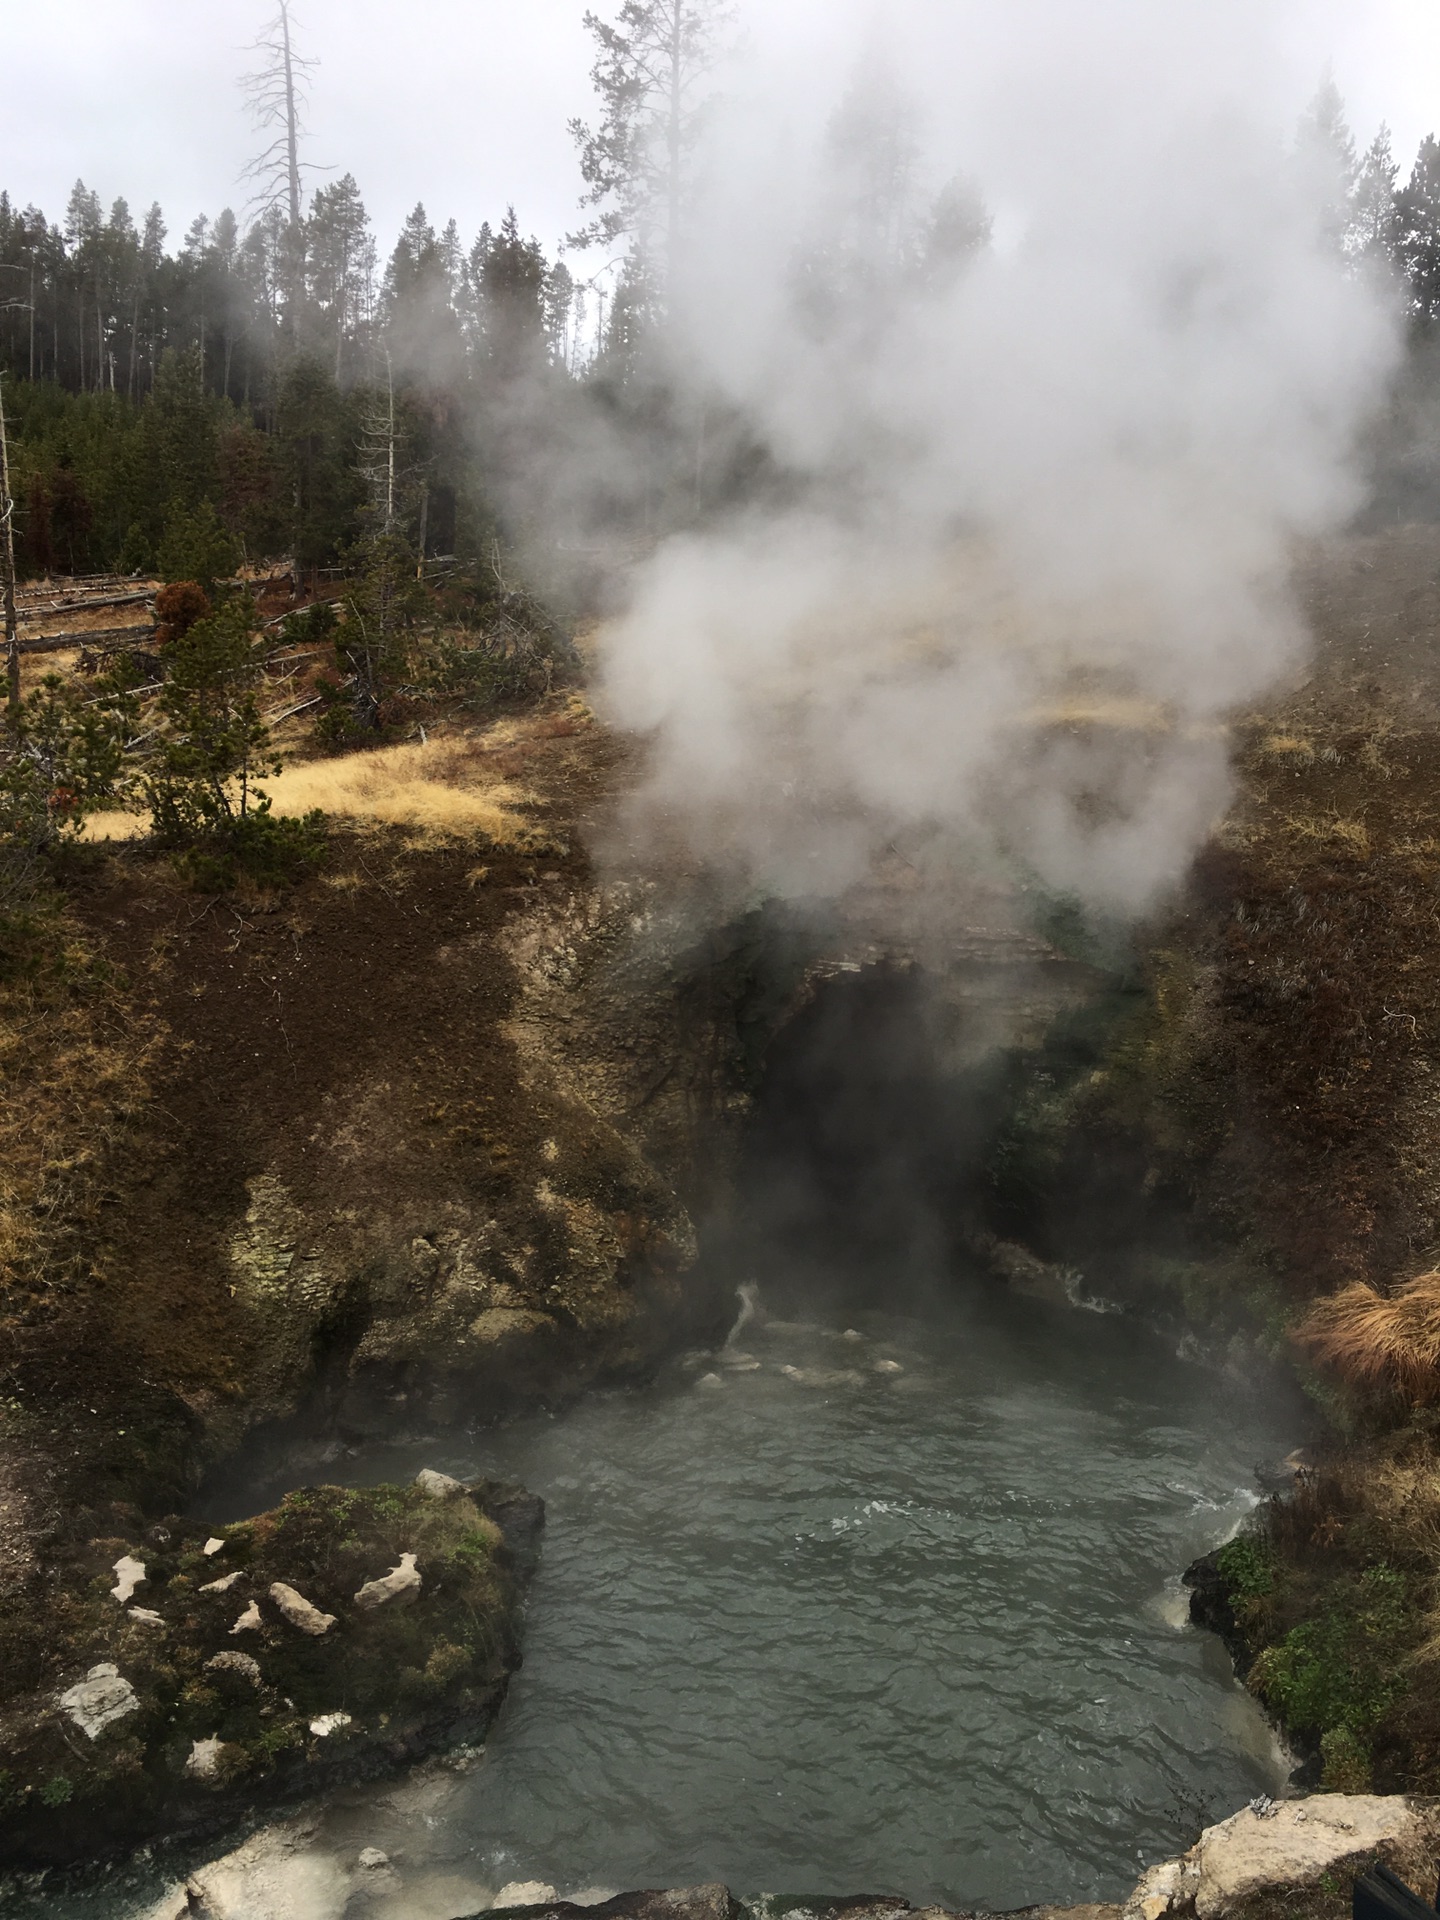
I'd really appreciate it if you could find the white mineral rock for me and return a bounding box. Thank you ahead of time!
[415,1467,463,1498]
[205,1651,261,1686]
[353,1552,421,1609]
[202,1536,227,1556]
[494,1882,558,1908]
[308,1710,352,1737]
[110,1554,146,1604]
[59,1662,140,1739]
[128,1607,165,1629]
[357,1847,390,1869]
[269,1581,336,1634]
[185,1737,226,1780]
[200,1570,243,1593]
[1122,1795,1440,1920]
[874,1359,904,1374]
[178,1816,348,1920]
[229,1601,262,1634]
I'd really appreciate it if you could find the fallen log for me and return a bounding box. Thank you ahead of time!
[19,624,157,654]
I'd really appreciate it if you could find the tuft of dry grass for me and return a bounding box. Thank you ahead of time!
[86,734,548,849]
[1296,1272,1440,1402]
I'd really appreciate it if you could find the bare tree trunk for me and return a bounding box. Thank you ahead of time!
[28,264,35,383]
[668,1,683,280]
[0,379,20,721]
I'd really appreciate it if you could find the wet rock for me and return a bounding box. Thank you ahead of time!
[110,1554,146,1603]
[416,1467,464,1498]
[204,1651,261,1686]
[354,1552,421,1609]
[269,1581,336,1635]
[358,1846,390,1868]
[58,1663,140,1739]
[496,1882,561,1907]
[1121,1795,1440,1920]
[229,1601,262,1634]
[178,1814,349,1919]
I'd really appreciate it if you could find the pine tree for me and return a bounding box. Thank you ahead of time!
[1399,136,1440,325]
[1296,77,1359,258]
[568,0,734,294]
[1351,127,1402,280]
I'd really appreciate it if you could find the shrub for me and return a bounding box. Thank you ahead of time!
[1251,1564,1410,1746]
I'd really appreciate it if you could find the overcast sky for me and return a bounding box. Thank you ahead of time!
[8,0,1440,264]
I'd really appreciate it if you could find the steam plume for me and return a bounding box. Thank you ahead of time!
[594,0,1399,912]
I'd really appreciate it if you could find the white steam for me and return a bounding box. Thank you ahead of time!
[595,0,1399,911]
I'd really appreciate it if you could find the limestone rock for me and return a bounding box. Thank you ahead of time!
[205,1650,261,1686]
[184,1737,227,1781]
[269,1580,336,1635]
[1122,1795,1440,1920]
[415,1467,464,1499]
[58,1662,140,1739]
[200,1569,243,1593]
[203,1536,226,1556]
[110,1554,146,1603]
[354,1551,421,1609]
[180,1815,349,1919]
[495,1881,560,1908]
[230,1601,262,1634]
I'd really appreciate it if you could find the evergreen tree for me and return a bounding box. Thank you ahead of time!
[1296,76,1359,258]
[568,0,735,297]
[1399,135,1440,325]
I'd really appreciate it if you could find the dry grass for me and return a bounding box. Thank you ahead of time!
[0,913,162,1309]
[86,733,548,850]
[1296,1272,1440,1402]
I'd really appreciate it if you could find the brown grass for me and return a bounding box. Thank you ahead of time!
[1296,1272,1440,1402]
[0,908,162,1311]
[86,733,548,849]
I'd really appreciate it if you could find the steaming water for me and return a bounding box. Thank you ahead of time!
[76,1280,1299,1920]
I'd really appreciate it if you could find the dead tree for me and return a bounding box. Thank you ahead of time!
[0,378,18,720]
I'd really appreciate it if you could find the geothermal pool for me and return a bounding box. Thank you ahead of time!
[74,1277,1299,1920]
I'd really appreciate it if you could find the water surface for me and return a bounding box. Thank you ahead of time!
[79,1281,1300,1919]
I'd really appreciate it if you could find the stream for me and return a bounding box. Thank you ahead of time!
[72,1274,1299,1920]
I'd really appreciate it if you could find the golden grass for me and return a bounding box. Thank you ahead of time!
[1279,808,1372,857]
[1296,1271,1440,1402]
[85,735,546,849]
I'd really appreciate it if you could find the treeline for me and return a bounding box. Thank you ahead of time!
[0,183,582,405]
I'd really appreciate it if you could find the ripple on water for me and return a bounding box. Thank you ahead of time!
[58,1290,1300,1920]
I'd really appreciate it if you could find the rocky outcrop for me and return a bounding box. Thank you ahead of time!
[1124,1797,1440,1920]
[0,1475,541,1871]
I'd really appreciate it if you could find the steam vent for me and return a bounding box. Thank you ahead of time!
[5,5,1440,1919]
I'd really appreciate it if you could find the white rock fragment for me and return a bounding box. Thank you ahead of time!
[695,1371,724,1389]
[230,1601,262,1634]
[269,1581,336,1635]
[59,1662,140,1739]
[842,1328,863,1341]
[1121,1795,1440,1920]
[874,1359,904,1374]
[202,1536,227,1556]
[205,1651,262,1686]
[110,1554,146,1604]
[200,1570,243,1593]
[357,1847,390,1869]
[415,1467,463,1499]
[495,1882,558,1908]
[353,1552,421,1609]
[128,1607,165,1629]
[185,1737,227,1780]
[308,1711,352,1737]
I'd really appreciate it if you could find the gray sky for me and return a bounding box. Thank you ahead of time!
[7,0,1440,265]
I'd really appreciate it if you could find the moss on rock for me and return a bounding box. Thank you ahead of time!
[0,1474,541,1869]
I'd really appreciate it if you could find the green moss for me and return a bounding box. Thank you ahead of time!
[1250,1564,1409,1745]
[1217,1533,1275,1601]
